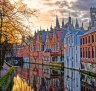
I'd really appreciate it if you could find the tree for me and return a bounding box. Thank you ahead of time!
[0,0,37,69]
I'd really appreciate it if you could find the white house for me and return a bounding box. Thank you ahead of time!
[64,27,85,69]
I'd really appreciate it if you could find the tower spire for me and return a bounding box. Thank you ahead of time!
[68,13,71,24]
[50,23,52,30]
[81,22,84,30]
[56,15,60,29]
[62,18,64,29]
[71,20,74,29]
[75,18,79,29]
[90,7,96,27]
[47,28,49,36]
[35,30,36,35]
[88,21,92,30]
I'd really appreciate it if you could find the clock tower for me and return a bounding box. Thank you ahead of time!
[90,7,96,27]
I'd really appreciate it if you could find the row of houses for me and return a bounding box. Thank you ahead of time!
[7,7,96,74]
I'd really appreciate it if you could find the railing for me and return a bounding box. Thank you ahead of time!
[0,62,15,91]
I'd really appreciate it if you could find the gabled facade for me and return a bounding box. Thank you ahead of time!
[30,16,66,64]
[64,29,85,69]
[64,16,85,69]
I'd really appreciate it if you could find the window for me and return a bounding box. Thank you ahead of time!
[86,48,87,58]
[71,36,73,43]
[83,48,84,58]
[32,45,35,52]
[44,69,50,74]
[41,45,44,51]
[44,56,49,61]
[54,44,55,51]
[92,47,94,58]
[86,37,87,44]
[88,36,90,43]
[88,48,90,58]
[92,35,94,43]
[76,46,77,50]
[76,54,77,62]
[72,48,73,58]
[80,48,82,58]
[80,39,82,45]
[56,44,58,50]
[83,38,84,44]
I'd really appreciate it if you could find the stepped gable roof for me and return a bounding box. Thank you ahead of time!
[37,30,47,42]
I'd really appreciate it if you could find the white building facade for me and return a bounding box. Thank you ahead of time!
[64,29,85,69]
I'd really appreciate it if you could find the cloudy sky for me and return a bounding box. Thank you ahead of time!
[11,0,96,33]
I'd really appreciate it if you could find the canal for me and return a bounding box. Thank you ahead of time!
[28,64,96,91]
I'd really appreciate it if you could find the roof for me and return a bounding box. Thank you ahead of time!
[60,29,67,42]
[82,27,96,36]
[44,48,52,52]
[37,30,47,42]
[65,28,86,38]
[42,31,47,42]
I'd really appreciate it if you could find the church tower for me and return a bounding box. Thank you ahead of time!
[56,15,60,29]
[75,18,79,29]
[90,7,96,27]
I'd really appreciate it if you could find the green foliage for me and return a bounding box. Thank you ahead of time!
[80,70,96,77]
[0,66,15,88]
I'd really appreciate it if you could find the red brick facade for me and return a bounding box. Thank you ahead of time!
[80,31,96,63]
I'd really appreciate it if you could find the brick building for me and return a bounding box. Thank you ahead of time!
[80,29,96,72]
[30,16,65,65]
[80,7,96,72]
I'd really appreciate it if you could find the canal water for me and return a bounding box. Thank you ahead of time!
[29,64,96,91]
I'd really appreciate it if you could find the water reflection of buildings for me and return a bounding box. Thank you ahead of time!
[30,64,64,91]
[64,69,96,91]
[81,74,96,91]
[64,69,81,91]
